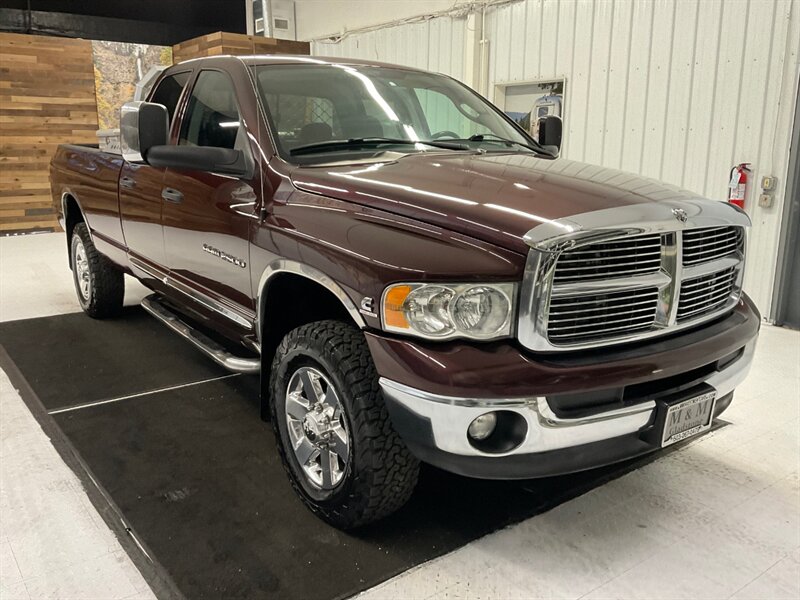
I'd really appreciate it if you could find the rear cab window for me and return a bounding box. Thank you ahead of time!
[149,71,191,127]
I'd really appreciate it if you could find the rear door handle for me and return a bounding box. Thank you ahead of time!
[161,188,184,204]
[120,176,135,189]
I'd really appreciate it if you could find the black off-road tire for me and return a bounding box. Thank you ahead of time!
[70,223,124,318]
[269,320,420,529]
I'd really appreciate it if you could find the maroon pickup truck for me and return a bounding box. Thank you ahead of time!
[50,55,759,529]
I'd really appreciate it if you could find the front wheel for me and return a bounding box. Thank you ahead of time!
[269,320,419,529]
[70,223,124,318]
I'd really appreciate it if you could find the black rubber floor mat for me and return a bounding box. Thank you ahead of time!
[0,308,228,410]
[0,311,664,600]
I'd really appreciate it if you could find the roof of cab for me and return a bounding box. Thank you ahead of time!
[176,54,432,74]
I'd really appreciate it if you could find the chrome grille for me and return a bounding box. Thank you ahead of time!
[682,226,743,266]
[677,266,738,322]
[553,234,662,282]
[547,287,659,344]
[520,214,748,352]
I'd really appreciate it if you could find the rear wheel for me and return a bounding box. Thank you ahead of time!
[70,223,124,318]
[269,320,419,529]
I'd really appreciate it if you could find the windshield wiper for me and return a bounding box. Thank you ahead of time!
[465,134,553,156]
[290,137,469,156]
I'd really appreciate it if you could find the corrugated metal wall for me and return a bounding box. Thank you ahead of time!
[312,15,466,79]
[312,0,800,318]
[487,0,799,317]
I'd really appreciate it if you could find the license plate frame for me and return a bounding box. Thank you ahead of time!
[660,390,716,447]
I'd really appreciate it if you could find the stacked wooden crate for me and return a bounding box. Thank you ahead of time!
[173,31,309,63]
[0,33,100,234]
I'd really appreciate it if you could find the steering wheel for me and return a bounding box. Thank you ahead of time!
[430,130,461,140]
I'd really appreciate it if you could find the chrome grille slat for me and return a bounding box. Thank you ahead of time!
[553,266,664,280]
[680,278,737,298]
[681,271,737,289]
[540,226,745,347]
[546,284,659,344]
[682,226,743,266]
[680,288,736,306]
[679,297,731,315]
[682,289,732,304]
[678,299,730,320]
[683,242,740,256]
[681,269,737,285]
[562,245,661,256]
[549,315,656,332]
[549,305,657,324]
[676,265,738,322]
[684,233,739,245]
[683,227,738,240]
[548,320,654,340]
[680,286,735,307]
[683,234,739,247]
[555,258,662,270]
[683,243,739,258]
[552,233,662,284]
[549,298,657,315]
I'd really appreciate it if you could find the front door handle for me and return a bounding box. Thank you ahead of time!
[120,176,136,189]
[161,188,184,204]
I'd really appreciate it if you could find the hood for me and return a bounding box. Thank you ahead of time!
[290,152,714,254]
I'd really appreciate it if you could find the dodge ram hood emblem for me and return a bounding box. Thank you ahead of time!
[672,208,688,223]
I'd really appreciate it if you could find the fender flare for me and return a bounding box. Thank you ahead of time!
[255,259,367,343]
[61,190,91,268]
[61,190,92,235]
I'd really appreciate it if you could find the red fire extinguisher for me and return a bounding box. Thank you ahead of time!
[728,163,751,209]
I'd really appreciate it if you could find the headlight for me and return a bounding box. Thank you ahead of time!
[382,282,516,340]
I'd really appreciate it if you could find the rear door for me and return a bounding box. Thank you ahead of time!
[119,70,191,274]
[161,68,258,322]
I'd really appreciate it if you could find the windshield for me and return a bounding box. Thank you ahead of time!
[251,63,538,163]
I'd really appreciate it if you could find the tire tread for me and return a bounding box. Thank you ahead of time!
[72,223,124,318]
[269,320,419,529]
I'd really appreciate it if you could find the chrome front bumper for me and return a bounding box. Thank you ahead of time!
[380,341,756,460]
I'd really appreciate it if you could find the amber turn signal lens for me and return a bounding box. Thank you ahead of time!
[383,285,412,329]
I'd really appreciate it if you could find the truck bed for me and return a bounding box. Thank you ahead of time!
[50,143,127,261]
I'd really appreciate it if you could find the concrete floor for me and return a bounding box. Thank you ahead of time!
[1,232,798,600]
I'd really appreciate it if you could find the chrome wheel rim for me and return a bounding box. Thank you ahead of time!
[74,240,90,301]
[285,366,350,490]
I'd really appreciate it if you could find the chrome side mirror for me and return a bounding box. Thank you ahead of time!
[120,101,169,163]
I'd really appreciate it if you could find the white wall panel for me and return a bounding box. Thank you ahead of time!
[619,0,654,174]
[584,0,613,164]
[601,0,634,167]
[486,0,800,317]
[661,0,699,186]
[682,0,724,195]
[311,16,465,79]
[538,0,560,77]
[295,0,456,40]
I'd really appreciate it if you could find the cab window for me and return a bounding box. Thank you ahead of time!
[149,71,191,126]
[179,71,242,149]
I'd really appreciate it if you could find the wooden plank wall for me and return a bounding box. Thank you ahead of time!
[0,33,99,234]
[0,31,305,234]
[173,31,309,63]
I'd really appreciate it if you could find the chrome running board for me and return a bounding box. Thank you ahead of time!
[141,295,260,374]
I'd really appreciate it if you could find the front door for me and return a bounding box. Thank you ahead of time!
[161,69,257,324]
[119,70,191,273]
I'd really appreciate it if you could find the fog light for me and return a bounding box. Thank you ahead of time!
[468,413,497,440]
